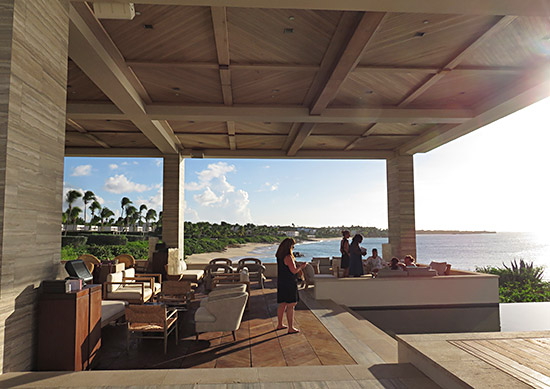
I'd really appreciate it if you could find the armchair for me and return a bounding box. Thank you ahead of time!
[126,304,178,354]
[195,292,248,341]
[204,263,233,292]
[209,258,232,267]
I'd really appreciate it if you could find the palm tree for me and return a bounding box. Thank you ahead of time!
[65,190,82,233]
[139,204,148,226]
[100,207,114,228]
[121,196,132,220]
[126,205,138,229]
[145,209,157,232]
[69,206,82,230]
[82,191,96,226]
[90,200,101,223]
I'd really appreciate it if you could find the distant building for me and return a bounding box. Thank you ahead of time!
[284,231,299,237]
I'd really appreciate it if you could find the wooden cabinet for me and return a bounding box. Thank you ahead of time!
[37,285,101,371]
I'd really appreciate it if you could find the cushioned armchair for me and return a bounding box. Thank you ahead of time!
[237,258,266,288]
[195,292,248,341]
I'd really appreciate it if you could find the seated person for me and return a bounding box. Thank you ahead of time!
[390,257,406,270]
[363,248,386,274]
[404,255,417,267]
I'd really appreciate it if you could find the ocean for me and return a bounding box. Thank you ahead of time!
[244,232,550,279]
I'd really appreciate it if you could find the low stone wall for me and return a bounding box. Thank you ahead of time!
[314,272,499,308]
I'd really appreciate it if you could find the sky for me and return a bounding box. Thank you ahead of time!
[63,96,550,233]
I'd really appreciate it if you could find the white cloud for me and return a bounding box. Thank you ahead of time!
[155,159,162,167]
[186,162,252,224]
[194,187,222,206]
[264,165,270,169]
[136,186,163,211]
[257,182,279,192]
[71,164,92,177]
[121,162,129,166]
[109,164,118,170]
[104,174,150,194]
[133,161,139,165]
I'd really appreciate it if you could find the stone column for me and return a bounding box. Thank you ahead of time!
[162,154,184,257]
[0,0,69,372]
[386,155,417,259]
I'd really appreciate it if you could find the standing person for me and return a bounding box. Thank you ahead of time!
[349,234,365,277]
[276,237,307,334]
[340,230,351,277]
[365,248,386,275]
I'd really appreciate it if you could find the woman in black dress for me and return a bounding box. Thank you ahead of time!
[349,234,365,277]
[276,238,306,333]
[340,230,351,277]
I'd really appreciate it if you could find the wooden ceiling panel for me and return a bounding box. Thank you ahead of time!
[236,134,286,149]
[407,72,522,109]
[100,5,218,62]
[177,134,228,148]
[330,71,426,107]
[94,132,155,148]
[353,135,416,149]
[133,67,223,103]
[360,13,501,67]
[232,69,316,104]
[370,123,432,135]
[73,120,138,132]
[235,122,291,135]
[311,123,367,136]
[302,135,356,149]
[169,121,227,134]
[65,132,101,147]
[67,61,110,101]
[228,8,341,64]
[460,17,550,67]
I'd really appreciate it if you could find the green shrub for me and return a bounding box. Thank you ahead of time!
[86,234,128,246]
[61,236,88,247]
[476,260,550,303]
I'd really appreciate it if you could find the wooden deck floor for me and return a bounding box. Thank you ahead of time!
[450,337,550,388]
[96,279,355,370]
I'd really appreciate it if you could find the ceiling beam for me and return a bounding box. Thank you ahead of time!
[66,119,111,148]
[310,12,386,115]
[398,16,517,107]
[68,3,179,154]
[68,103,474,124]
[211,6,237,151]
[74,1,550,17]
[344,123,377,150]
[125,61,527,75]
[65,147,162,157]
[180,148,394,159]
[287,123,316,156]
[399,68,550,154]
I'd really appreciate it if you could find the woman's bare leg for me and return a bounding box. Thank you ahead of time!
[286,303,299,333]
[277,303,287,329]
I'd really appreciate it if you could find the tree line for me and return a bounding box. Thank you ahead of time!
[63,190,159,231]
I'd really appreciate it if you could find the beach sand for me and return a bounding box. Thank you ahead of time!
[185,242,274,264]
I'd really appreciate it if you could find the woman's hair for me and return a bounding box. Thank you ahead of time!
[276,237,295,260]
[404,255,416,263]
[351,234,363,245]
[390,257,400,269]
[341,230,350,237]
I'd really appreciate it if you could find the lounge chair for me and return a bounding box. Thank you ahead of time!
[126,304,178,354]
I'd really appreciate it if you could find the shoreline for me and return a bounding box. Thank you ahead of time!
[185,242,275,264]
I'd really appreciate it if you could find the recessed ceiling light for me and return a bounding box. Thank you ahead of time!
[423,20,430,24]
[459,91,466,95]
[172,87,180,91]
[144,24,153,29]
[365,90,374,94]
[106,119,111,122]
[135,11,142,16]
[283,28,294,34]
[189,121,195,124]
[414,32,426,37]
[288,16,295,21]
[272,89,280,93]
[411,123,417,126]
[175,93,180,96]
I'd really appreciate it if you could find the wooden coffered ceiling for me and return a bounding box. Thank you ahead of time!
[65,1,550,159]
